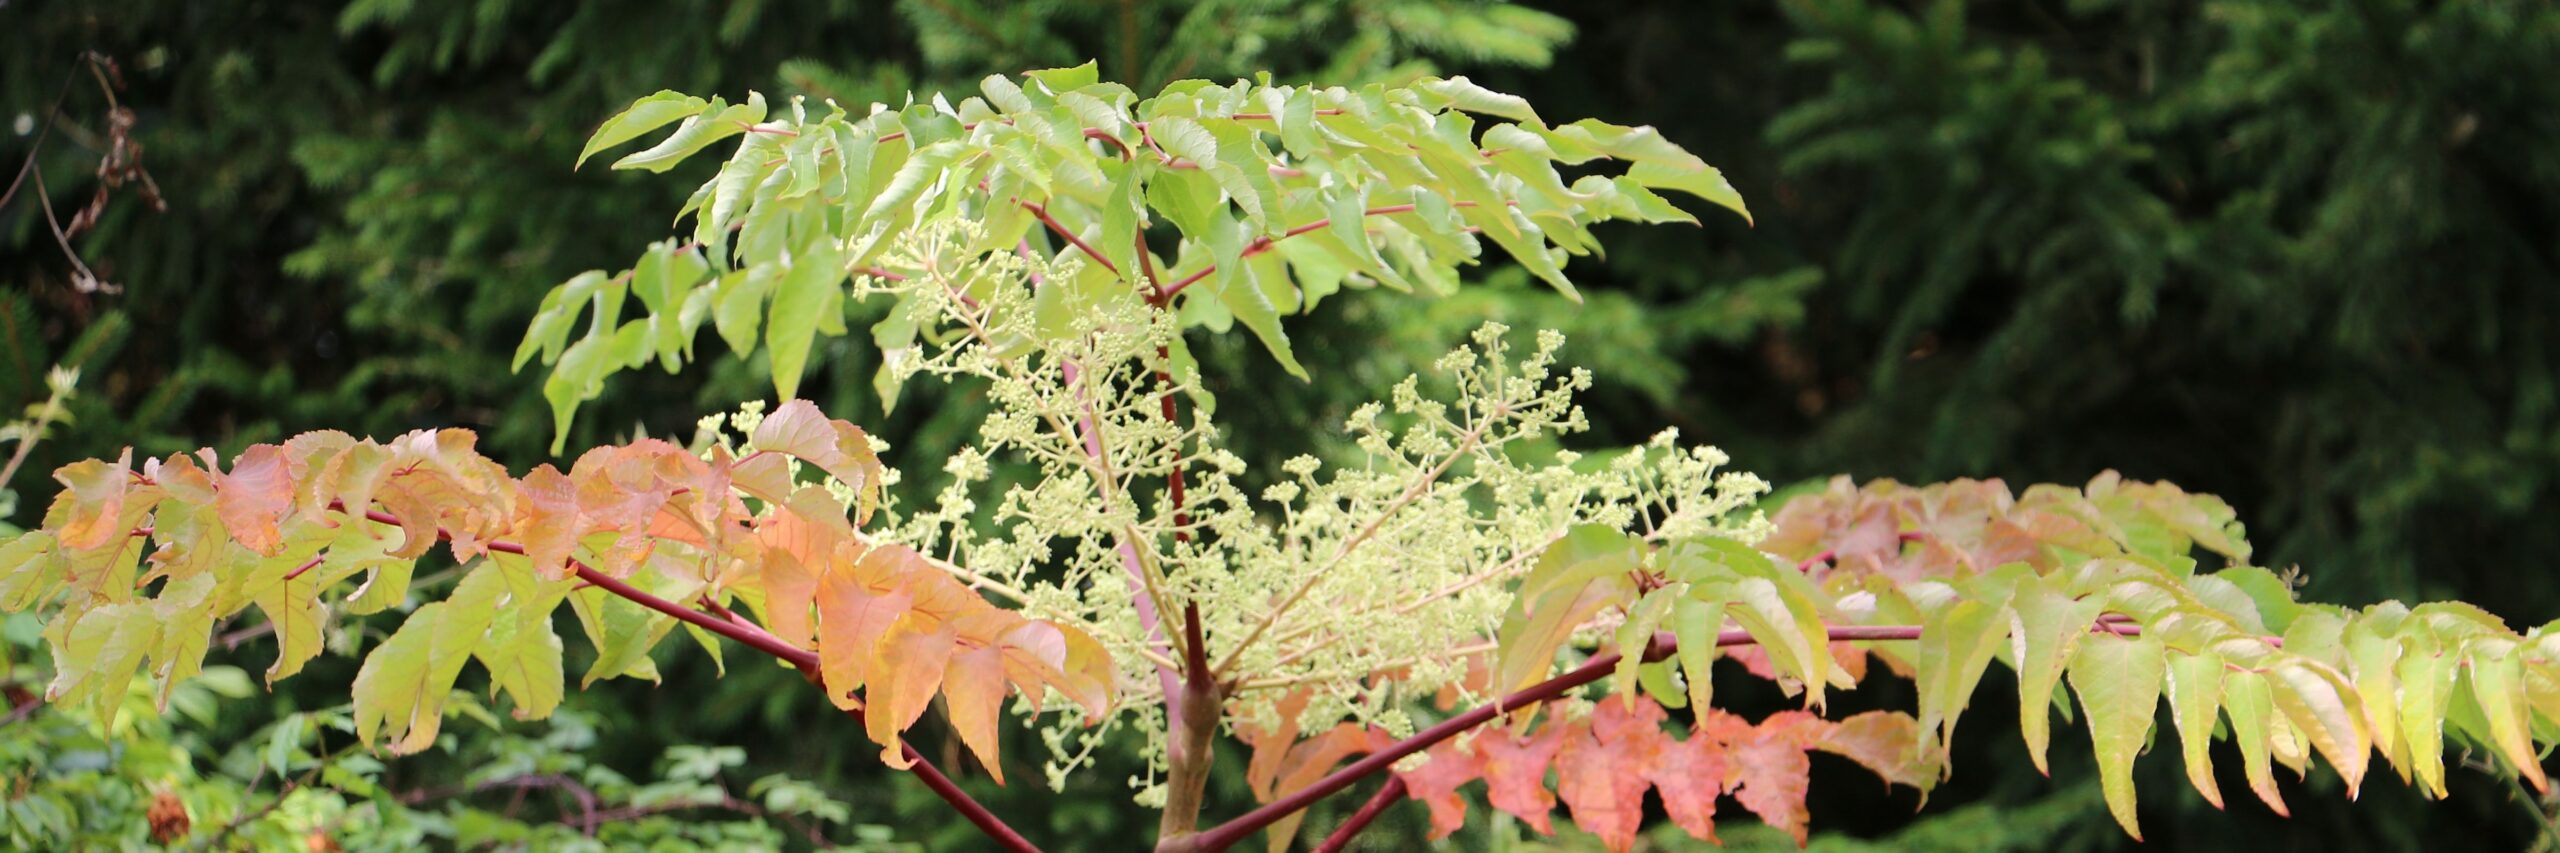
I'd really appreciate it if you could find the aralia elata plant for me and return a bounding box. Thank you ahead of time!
[7,63,2560,852]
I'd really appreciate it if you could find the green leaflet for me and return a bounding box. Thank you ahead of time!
[1095,163,1143,282]
[343,557,414,615]
[1602,176,1701,226]
[1273,86,1318,158]
[766,238,848,401]
[2222,669,2291,816]
[1612,585,1680,708]
[1639,659,1689,709]
[2464,638,2545,792]
[352,565,507,754]
[612,92,768,173]
[236,525,334,685]
[1204,214,1308,379]
[2396,630,2456,797]
[1672,595,1727,716]
[43,601,157,730]
[1482,125,1577,213]
[515,269,609,372]
[1627,161,1752,226]
[2265,660,2368,793]
[2342,608,2408,772]
[713,265,777,359]
[2164,650,2229,809]
[700,133,785,246]
[0,531,61,612]
[1495,581,1625,696]
[1022,61,1099,95]
[471,554,572,721]
[1415,76,1539,124]
[1466,202,1576,300]
[1197,118,1280,230]
[147,574,219,713]
[577,91,710,169]
[2183,571,2271,634]
[2217,566,2305,634]
[1147,115,1219,171]
[1915,598,2008,754]
[1518,526,1644,603]
[1669,535,1837,708]
[1727,574,1832,708]
[536,265,639,454]
[980,73,1036,115]
[2012,577,2106,773]
[570,580,675,687]
[1496,527,1642,693]
[682,622,729,677]
[2068,631,2167,840]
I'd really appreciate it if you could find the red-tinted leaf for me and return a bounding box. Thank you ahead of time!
[1555,700,1668,853]
[1646,725,1728,843]
[1815,710,1939,791]
[993,618,1113,718]
[815,548,913,710]
[1727,710,1829,844]
[1394,739,1485,840]
[727,446,798,506]
[942,613,1015,784]
[750,400,885,522]
[1258,724,1380,850]
[50,451,132,550]
[516,466,581,579]
[1276,724,1373,802]
[6,400,1107,788]
[1241,689,1314,802]
[1476,723,1567,834]
[569,442,687,575]
[865,613,956,766]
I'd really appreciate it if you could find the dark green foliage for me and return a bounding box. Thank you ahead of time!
[5,0,2556,848]
[1747,0,2560,621]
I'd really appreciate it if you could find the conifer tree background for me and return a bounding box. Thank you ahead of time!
[5,0,2556,848]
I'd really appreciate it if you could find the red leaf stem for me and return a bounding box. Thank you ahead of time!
[1312,776,1407,853]
[1025,201,1121,277]
[1155,201,1481,301]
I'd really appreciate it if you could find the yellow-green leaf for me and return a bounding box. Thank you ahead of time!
[1672,595,1727,717]
[1612,586,1679,707]
[2068,631,2167,839]
[1727,573,1834,709]
[2463,638,2545,793]
[614,92,768,173]
[2395,633,2456,797]
[2164,650,2228,809]
[473,555,571,721]
[1520,526,1643,603]
[2222,670,2291,816]
[352,567,506,754]
[1916,598,2008,754]
[2013,579,2106,773]
[43,602,156,730]
[766,239,846,401]
[579,91,710,169]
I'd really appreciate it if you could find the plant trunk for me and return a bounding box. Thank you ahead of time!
[1156,603,1223,850]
